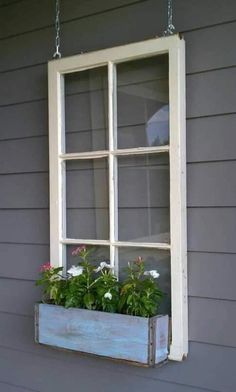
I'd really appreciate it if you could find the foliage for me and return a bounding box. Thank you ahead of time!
[65,247,97,310]
[36,248,164,318]
[95,266,120,313]
[35,263,66,306]
[119,257,163,317]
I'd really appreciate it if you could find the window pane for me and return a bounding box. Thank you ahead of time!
[117,55,169,149]
[118,154,170,243]
[66,245,110,269]
[65,67,108,153]
[66,159,109,240]
[118,247,171,315]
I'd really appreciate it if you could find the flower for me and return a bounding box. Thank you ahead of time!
[144,270,160,279]
[40,262,52,272]
[72,245,86,256]
[135,256,143,265]
[94,261,112,273]
[67,265,84,277]
[104,292,112,300]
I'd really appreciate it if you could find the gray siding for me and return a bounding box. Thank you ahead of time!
[0,0,235,391]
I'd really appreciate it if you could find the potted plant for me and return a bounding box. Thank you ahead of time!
[35,246,169,366]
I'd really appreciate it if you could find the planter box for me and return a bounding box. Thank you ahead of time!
[35,303,169,366]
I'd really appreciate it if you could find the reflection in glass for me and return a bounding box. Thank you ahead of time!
[117,55,169,149]
[65,67,108,153]
[118,154,170,243]
[66,159,109,240]
[118,247,171,315]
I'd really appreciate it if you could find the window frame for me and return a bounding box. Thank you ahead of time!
[48,34,187,361]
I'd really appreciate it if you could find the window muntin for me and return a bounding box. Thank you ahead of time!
[48,35,187,361]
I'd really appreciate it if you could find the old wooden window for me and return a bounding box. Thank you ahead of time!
[48,35,187,361]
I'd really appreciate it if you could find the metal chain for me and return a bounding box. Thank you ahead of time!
[163,0,175,36]
[53,0,62,59]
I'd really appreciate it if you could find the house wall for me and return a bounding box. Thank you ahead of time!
[0,0,235,391]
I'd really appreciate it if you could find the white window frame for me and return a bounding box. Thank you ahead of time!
[48,35,187,361]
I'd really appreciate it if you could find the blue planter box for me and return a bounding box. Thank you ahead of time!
[35,303,169,366]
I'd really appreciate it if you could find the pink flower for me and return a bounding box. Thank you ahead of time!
[40,262,52,272]
[135,256,143,265]
[72,245,86,256]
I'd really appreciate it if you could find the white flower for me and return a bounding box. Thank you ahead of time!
[144,270,160,279]
[94,261,112,273]
[104,292,112,300]
[67,265,84,277]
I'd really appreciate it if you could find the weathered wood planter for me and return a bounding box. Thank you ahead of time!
[35,303,169,366]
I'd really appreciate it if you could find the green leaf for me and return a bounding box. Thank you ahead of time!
[83,293,95,310]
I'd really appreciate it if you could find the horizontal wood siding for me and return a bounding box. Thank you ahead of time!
[0,0,235,391]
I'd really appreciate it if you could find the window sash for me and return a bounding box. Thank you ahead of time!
[48,35,187,361]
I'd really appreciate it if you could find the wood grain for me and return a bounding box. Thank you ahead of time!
[36,304,168,365]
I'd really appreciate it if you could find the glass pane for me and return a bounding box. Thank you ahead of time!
[66,245,110,269]
[117,55,169,149]
[66,159,109,240]
[65,67,108,153]
[118,154,170,243]
[118,247,171,315]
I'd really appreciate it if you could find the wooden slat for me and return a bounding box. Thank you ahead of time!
[185,21,236,74]
[187,161,236,207]
[155,341,236,392]
[0,0,235,391]
[0,279,40,316]
[0,210,49,244]
[2,67,236,121]
[187,114,236,163]
[187,68,236,119]
[189,297,236,347]
[0,65,47,106]
[2,109,236,166]
[0,0,143,39]
[0,243,49,280]
[178,0,236,31]
[188,251,236,301]
[0,137,48,174]
[0,100,48,141]
[1,65,236,122]
[1,2,236,76]
[188,207,236,253]
[1,0,236,42]
[0,173,48,208]
[0,344,216,392]
[0,1,164,73]
[1,105,236,165]
[37,304,150,364]
[0,382,37,392]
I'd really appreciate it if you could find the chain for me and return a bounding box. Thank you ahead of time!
[163,0,175,36]
[53,0,62,59]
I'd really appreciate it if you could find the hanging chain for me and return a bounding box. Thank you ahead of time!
[163,0,175,36]
[53,0,62,59]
